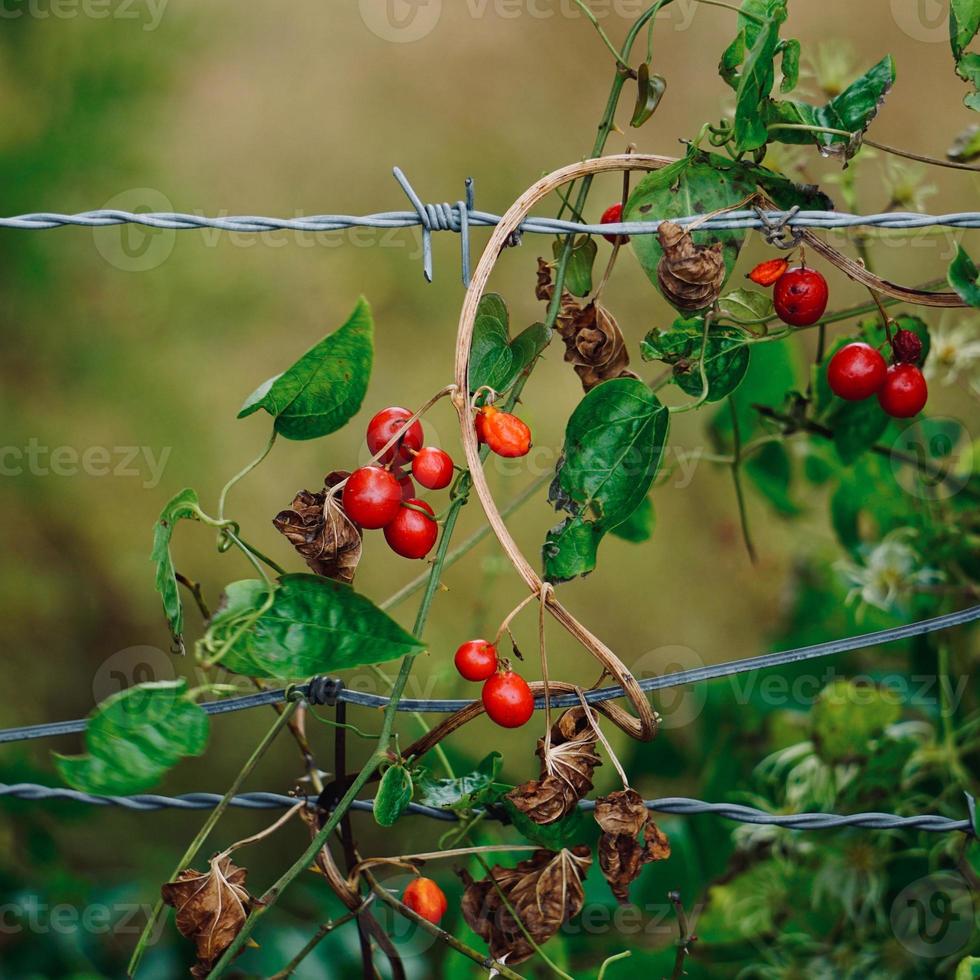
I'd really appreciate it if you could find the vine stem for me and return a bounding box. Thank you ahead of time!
[266,904,368,980]
[597,951,632,980]
[218,428,277,522]
[668,891,697,979]
[348,844,538,884]
[569,0,632,70]
[727,396,757,564]
[127,699,300,977]
[207,493,467,977]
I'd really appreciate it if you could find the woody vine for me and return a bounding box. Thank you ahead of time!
[41,1,980,977]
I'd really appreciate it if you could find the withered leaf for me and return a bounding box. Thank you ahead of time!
[536,259,638,392]
[161,854,253,977]
[595,788,670,904]
[273,471,362,584]
[458,846,591,965]
[507,707,602,825]
[656,221,726,313]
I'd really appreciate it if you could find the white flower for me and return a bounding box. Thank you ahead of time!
[836,533,941,614]
[924,319,980,386]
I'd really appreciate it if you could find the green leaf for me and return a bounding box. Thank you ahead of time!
[811,679,900,762]
[713,339,799,438]
[955,956,980,980]
[719,0,783,89]
[415,752,503,811]
[829,396,890,464]
[503,798,589,850]
[469,293,550,393]
[54,680,209,794]
[949,245,980,307]
[778,38,801,93]
[238,297,373,440]
[951,0,980,61]
[733,0,788,151]
[767,55,896,158]
[745,441,799,515]
[719,287,774,323]
[374,764,414,827]
[625,149,833,297]
[957,52,980,110]
[553,237,597,298]
[150,488,200,654]
[630,62,667,128]
[202,574,424,679]
[610,495,655,543]
[544,378,669,582]
[642,318,750,402]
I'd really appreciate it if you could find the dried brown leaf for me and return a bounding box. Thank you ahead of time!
[507,707,602,825]
[595,788,670,904]
[458,846,591,965]
[656,221,726,312]
[535,258,638,391]
[272,471,362,583]
[161,854,254,977]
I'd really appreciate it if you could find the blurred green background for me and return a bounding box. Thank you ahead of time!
[0,2,977,977]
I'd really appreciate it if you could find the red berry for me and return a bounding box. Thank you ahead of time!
[391,467,416,501]
[402,877,447,924]
[877,364,928,418]
[341,466,402,529]
[600,202,628,245]
[454,639,498,682]
[482,670,534,728]
[367,407,423,464]
[383,498,438,559]
[891,328,923,365]
[747,257,790,287]
[412,447,454,490]
[827,342,888,401]
[773,267,829,326]
[479,406,531,458]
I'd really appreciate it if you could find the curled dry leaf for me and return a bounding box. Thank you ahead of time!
[506,707,602,825]
[594,788,670,905]
[161,854,254,978]
[272,471,362,583]
[458,846,591,965]
[656,221,726,312]
[536,258,638,391]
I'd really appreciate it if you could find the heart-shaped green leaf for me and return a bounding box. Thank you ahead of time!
[415,752,503,811]
[469,293,550,394]
[54,680,209,794]
[374,764,414,828]
[238,297,373,440]
[553,237,598,297]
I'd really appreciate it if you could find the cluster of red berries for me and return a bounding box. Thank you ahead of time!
[827,329,928,418]
[749,257,829,327]
[475,404,532,458]
[341,407,456,559]
[454,639,535,729]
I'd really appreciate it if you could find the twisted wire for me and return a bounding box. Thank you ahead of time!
[0,783,971,834]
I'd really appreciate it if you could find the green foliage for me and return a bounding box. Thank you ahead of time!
[950,0,980,109]
[811,679,900,762]
[554,237,598,297]
[374,764,414,827]
[642,317,751,402]
[630,62,667,127]
[543,378,669,581]
[718,287,774,323]
[415,752,503,811]
[55,680,209,794]
[468,293,551,394]
[200,574,424,679]
[610,495,655,543]
[150,488,200,654]
[238,297,373,439]
[949,245,980,307]
[502,798,590,850]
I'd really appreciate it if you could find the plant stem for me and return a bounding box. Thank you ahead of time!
[728,397,757,564]
[668,891,697,979]
[570,0,632,69]
[128,699,299,977]
[267,906,364,980]
[597,950,632,980]
[218,428,277,522]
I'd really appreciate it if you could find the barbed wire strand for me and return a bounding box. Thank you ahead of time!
[1,605,976,746]
[2,167,979,283]
[0,783,972,835]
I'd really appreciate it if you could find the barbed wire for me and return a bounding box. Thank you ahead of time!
[2,167,979,283]
[1,783,972,835]
[1,605,976,746]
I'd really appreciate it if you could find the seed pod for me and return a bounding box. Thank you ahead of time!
[891,328,923,365]
[656,221,726,312]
